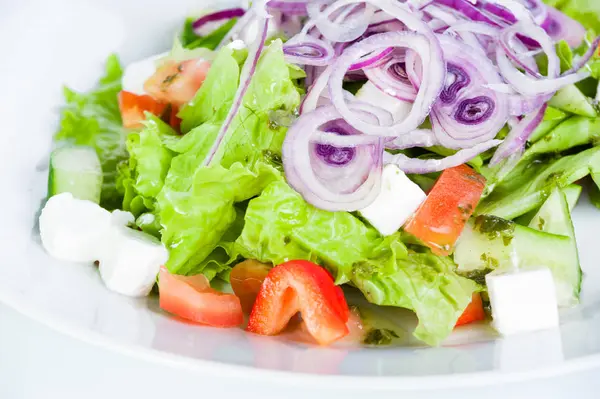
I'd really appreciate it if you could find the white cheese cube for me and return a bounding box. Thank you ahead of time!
[122,52,168,96]
[355,81,413,122]
[99,226,169,297]
[486,268,559,335]
[359,164,426,236]
[39,193,113,263]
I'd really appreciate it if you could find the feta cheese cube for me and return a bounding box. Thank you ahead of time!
[355,81,413,122]
[99,226,169,297]
[39,193,113,263]
[359,164,426,236]
[486,267,559,335]
[122,52,168,96]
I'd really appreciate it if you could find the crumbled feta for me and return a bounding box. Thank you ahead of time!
[99,226,168,297]
[355,81,413,122]
[40,193,169,297]
[39,193,112,263]
[359,164,426,236]
[122,52,168,95]
[486,267,559,335]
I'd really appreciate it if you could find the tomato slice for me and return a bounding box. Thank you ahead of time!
[169,105,182,132]
[247,260,349,346]
[144,59,211,106]
[118,91,167,129]
[158,266,243,328]
[404,164,486,255]
[230,260,271,314]
[455,293,486,327]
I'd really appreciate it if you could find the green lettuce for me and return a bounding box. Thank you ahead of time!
[235,181,478,346]
[157,40,301,276]
[117,115,178,218]
[55,54,126,209]
[544,0,600,33]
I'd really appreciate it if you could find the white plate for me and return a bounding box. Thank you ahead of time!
[2,0,600,392]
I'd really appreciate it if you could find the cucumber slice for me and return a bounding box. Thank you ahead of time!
[454,214,579,307]
[528,187,581,303]
[48,146,103,203]
[549,85,597,118]
[515,184,581,225]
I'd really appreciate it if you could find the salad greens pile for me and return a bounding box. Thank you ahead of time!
[51,0,600,346]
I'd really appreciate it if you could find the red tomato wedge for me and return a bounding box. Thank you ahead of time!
[455,293,486,327]
[169,105,182,132]
[404,164,486,256]
[247,260,350,346]
[144,59,211,106]
[230,260,271,314]
[118,91,167,129]
[158,266,243,328]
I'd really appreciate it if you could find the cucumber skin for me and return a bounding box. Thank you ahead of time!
[47,147,103,204]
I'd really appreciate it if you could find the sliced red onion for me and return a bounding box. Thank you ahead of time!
[497,22,590,96]
[216,8,257,49]
[204,14,269,165]
[508,93,551,116]
[301,65,333,113]
[490,105,546,164]
[566,36,600,75]
[384,139,502,173]
[267,0,308,15]
[431,0,504,27]
[541,5,585,48]
[304,1,375,43]
[385,129,439,149]
[283,36,335,66]
[363,50,418,101]
[193,8,246,36]
[329,31,445,137]
[282,105,384,211]
[430,35,510,149]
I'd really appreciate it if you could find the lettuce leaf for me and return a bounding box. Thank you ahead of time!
[55,54,126,209]
[118,115,178,217]
[157,41,301,276]
[544,0,600,33]
[158,161,280,275]
[235,181,478,346]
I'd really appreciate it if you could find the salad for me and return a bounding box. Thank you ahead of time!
[38,0,600,347]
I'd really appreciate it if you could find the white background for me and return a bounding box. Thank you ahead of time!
[1,303,599,399]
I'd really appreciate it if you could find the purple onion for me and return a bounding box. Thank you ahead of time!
[192,8,245,36]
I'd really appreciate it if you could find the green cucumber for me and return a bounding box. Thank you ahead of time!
[528,187,581,302]
[515,184,581,225]
[454,214,579,307]
[48,146,103,203]
[548,85,597,118]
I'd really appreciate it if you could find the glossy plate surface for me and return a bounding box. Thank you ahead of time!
[2,0,600,391]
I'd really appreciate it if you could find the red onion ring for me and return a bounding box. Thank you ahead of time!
[282,105,385,211]
[205,13,269,165]
[192,8,246,36]
[267,0,309,15]
[490,104,546,164]
[384,139,502,173]
[329,31,445,137]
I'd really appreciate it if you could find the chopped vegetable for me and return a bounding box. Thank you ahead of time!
[118,91,167,129]
[405,164,486,255]
[455,293,486,327]
[230,259,271,313]
[159,266,243,327]
[247,260,349,345]
[144,59,211,106]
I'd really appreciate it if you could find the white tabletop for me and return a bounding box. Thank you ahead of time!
[1,302,599,399]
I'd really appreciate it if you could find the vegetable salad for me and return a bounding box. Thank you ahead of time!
[39,0,600,347]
